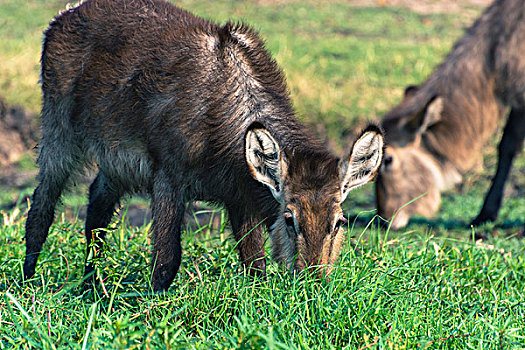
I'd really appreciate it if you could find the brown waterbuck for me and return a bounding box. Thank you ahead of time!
[23,0,384,291]
[375,0,525,230]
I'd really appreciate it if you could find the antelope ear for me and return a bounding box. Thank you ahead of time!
[421,96,443,131]
[245,123,287,202]
[404,85,419,97]
[340,125,384,202]
[406,95,443,134]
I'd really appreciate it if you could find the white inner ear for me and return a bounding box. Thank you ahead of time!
[245,128,286,201]
[421,96,443,132]
[340,130,384,201]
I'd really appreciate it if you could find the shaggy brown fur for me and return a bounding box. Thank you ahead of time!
[23,0,384,291]
[376,0,525,229]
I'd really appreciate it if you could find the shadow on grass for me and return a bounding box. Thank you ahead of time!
[348,212,524,235]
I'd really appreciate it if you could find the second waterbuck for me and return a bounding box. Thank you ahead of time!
[23,0,384,291]
[376,0,525,230]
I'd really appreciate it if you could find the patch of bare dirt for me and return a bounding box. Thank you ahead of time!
[254,0,493,14]
[351,0,491,14]
[60,201,224,230]
[0,97,38,167]
[0,97,39,194]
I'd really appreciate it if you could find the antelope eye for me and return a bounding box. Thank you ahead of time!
[381,154,394,172]
[334,216,348,232]
[283,211,294,228]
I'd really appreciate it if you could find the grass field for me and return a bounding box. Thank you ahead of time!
[0,0,524,348]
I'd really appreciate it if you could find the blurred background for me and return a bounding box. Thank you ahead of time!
[0,0,522,236]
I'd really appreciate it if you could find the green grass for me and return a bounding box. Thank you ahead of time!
[2,211,525,348]
[0,0,524,348]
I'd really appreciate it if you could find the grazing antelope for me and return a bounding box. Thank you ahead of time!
[23,0,384,291]
[376,0,525,230]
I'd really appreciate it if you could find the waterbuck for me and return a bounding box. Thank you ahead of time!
[23,0,384,291]
[375,0,525,230]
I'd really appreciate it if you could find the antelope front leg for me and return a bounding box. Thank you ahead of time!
[471,108,525,226]
[150,173,185,291]
[84,172,123,284]
[228,207,267,277]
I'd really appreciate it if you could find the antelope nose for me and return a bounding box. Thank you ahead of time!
[315,264,333,282]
